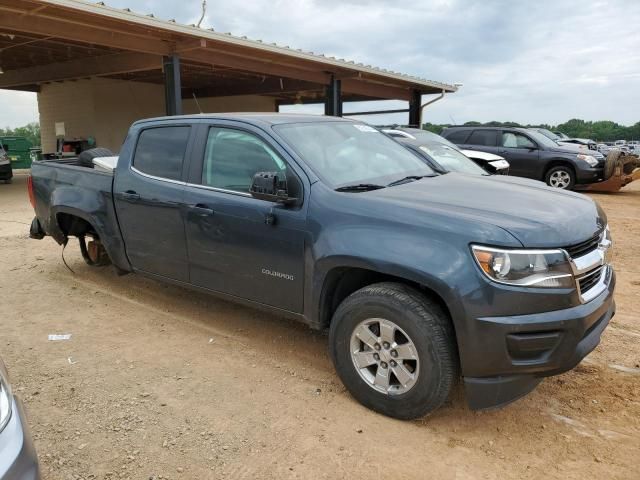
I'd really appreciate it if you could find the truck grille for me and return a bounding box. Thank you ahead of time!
[564,233,601,258]
[578,266,604,294]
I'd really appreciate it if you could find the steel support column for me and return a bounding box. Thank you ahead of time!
[163,55,183,116]
[324,76,342,116]
[408,90,422,127]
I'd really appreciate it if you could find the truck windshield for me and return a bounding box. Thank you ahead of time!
[275,121,434,188]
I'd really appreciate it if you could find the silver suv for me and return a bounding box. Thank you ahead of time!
[0,359,40,479]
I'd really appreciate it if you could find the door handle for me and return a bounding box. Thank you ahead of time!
[188,204,215,217]
[121,190,140,201]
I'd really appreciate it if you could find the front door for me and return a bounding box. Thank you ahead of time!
[114,124,193,282]
[184,124,307,313]
[498,131,540,178]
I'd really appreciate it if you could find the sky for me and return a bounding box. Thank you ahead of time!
[1,0,639,128]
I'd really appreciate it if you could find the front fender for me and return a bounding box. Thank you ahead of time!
[308,225,477,335]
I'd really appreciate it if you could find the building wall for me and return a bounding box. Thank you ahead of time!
[38,77,277,153]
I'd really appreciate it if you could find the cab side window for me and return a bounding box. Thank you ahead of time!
[202,128,288,193]
[133,126,190,181]
[502,132,536,149]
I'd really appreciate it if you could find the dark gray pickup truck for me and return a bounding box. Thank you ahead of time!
[28,114,615,419]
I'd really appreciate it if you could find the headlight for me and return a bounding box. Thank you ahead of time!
[577,154,598,167]
[0,371,12,433]
[471,245,574,288]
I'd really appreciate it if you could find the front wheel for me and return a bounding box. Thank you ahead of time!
[329,282,458,420]
[545,166,575,189]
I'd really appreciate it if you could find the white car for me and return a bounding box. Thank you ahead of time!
[383,127,510,174]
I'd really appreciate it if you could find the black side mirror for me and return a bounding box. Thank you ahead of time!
[250,171,297,205]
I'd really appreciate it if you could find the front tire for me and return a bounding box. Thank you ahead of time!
[329,282,458,420]
[545,165,575,189]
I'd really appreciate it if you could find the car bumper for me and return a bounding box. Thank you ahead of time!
[575,164,604,184]
[463,269,616,410]
[0,163,12,180]
[0,398,40,480]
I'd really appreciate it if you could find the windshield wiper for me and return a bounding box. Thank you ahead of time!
[335,183,386,192]
[386,174,436,187]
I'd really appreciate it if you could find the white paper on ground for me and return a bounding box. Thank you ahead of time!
[48,334,72,341]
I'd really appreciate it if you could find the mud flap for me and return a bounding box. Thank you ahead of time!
[29,217,45,239]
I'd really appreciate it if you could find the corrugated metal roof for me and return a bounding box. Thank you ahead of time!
[40,0,457,93]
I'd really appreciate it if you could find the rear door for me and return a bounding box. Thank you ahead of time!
[463,129,500,155]
[498,130,540,178]
[442,128,472,146]
[183,122,308,313]
[114,124,193,282]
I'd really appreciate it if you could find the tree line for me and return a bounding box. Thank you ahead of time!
[0,122,41,147]
[1,119,639,146]
[423,119,640,142]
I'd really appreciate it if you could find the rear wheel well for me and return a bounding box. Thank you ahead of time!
[319,267,452,330]
[56,213,98,239]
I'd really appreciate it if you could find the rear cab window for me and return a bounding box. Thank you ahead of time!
[133,126,191,181]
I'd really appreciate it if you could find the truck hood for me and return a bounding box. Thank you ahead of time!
[364,173,605,247]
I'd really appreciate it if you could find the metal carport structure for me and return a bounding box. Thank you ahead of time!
[0,0,457,151]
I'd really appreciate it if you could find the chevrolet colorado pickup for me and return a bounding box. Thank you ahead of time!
[28,114,615,419]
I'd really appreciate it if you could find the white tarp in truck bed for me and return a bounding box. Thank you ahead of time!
[93,156,119,173]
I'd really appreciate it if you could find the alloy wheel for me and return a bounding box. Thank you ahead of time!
[549,170,571,188]
[350,318,420,395]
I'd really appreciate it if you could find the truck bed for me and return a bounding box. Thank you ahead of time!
[30,158,121,256]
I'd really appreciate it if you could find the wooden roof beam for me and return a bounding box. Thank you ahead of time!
[182,48,332,86]
[184,78,321,99]
[0,51,162,88]
[0,9,172,55]
[341,78,414,101]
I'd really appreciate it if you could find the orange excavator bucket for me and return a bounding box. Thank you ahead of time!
[576,151,640,193]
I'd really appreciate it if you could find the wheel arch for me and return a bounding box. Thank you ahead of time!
[316,262,459,337]
[50,206,131,271]
[543,159,576,181]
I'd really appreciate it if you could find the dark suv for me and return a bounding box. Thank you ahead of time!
[441,126,605,189]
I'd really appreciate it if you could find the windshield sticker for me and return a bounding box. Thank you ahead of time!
[353,125,378,133]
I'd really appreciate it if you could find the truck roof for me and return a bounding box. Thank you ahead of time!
[133,113,352,127]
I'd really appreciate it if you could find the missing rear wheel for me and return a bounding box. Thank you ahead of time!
[79,235,111,266]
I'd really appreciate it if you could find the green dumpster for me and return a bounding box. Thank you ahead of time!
[0,136,34,169]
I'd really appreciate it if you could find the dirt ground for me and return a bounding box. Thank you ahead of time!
[0,174,638,480]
